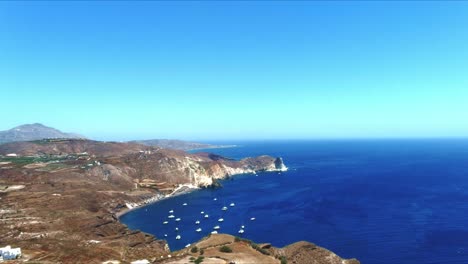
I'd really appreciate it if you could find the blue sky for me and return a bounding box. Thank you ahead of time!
[1,1,467,141]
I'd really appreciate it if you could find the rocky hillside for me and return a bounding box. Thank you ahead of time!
[0,139,153,157]
[0,123,84,144]
[0,139,357,263]
[162,234,359,264]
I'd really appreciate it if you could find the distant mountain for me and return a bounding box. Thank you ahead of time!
[129,139,235,151]
[0,123,85,144]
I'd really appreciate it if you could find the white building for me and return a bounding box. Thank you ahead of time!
[5,153,17,157]
[0,245,22,260]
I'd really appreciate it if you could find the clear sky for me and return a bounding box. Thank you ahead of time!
[1,1,467,141]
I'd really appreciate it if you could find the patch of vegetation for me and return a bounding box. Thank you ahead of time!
[189,256,204,264]
[0,155,69,166]
[280,256,288,264]
[219,245,233,253]
[191,246,198,253]
[199,248,204,255]
[251,243,270,255]
[234,236,252,244]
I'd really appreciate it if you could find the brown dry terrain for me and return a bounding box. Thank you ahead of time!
[158,234,360,264]
[0,139,359,264]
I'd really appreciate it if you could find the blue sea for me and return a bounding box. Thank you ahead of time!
[120,140,468,264]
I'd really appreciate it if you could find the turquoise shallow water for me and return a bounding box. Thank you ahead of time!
[121,139,468,264]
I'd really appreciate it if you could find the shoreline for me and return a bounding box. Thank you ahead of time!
[115,184,200,219]
[116,168,290,254]
[115,167,288,220]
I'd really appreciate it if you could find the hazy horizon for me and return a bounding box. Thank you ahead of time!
[2,2,467,140]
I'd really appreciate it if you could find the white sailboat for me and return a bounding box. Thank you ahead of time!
[213,225,220,230]
[230,203,235,207]
[238,229,245,234]
[195,220,200,224]
[218,218,224,222]
[175,218,181,222]
[196,228,202,232]
[211,231,218,234]
[176,235,181,240]
[204,214,209,218]
[168,215,175,218]
[163,221,168,225]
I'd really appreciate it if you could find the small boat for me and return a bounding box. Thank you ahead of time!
[204,214,209,218]
[238,229,245,234]
[211,231,218,234]
[175,218,181,222]
[185,244,191,248]
[213,198,217,201]
[163,221,168,225]
[201,211,204,214]
[241,225,245,229]
[250,217,256,221]
[218,218,224,222]
[164,234,168,237]
[222,206,228,211]
[175,227,179,231]
[195,220,200,224]
[213,225,220,230]
[230,203,235,207]
[183,203,188,206]
[169,210,174,214]
[196,228,202,232]
[168,215,175,218]
[176,235,181,240]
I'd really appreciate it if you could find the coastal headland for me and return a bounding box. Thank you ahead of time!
[0,139,359,263]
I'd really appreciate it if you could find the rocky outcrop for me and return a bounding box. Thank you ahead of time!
[159,234,359,264]
[281,241,360,264]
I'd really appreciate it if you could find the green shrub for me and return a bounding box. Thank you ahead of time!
[280,256,288,264]
[200,248,204,255]
[191,246,198,253]
[251,243,270,255]
[190,256,204,264]
[219,245,233,253]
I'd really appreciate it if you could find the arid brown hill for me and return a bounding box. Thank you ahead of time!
[0,139,152,157]
[0,123,84,144]
[129,139,234,151]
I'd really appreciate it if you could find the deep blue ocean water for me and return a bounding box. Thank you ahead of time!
[120,140,468,264]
